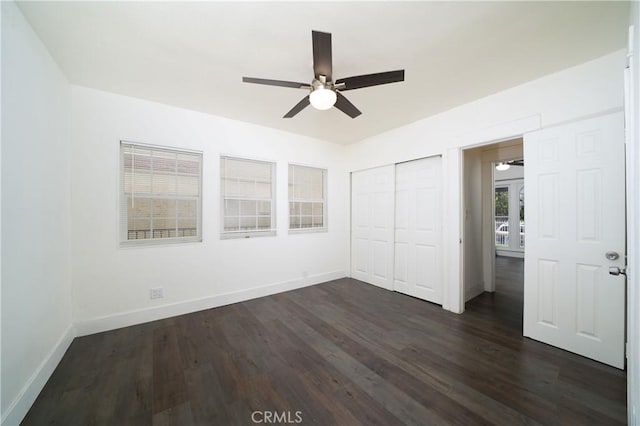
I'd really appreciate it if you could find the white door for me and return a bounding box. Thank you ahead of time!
[524,112,626,368]
[351,165,395,290]
[394,157,443,303]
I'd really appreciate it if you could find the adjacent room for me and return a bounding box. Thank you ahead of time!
[2,1,640,425]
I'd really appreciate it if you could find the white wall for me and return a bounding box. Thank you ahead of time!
[462,147,483,301]
[494,165,524,181]
[346,49,625,171]
[1,2,73,424]
[346,49,625,313]
[70,87,348,334]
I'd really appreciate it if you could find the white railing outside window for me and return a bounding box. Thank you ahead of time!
[495,216,509,247]
[495,219,525,248]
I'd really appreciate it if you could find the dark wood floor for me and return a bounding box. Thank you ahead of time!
[24,256,627,425]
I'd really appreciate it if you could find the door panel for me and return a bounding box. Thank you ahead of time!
[394,157,443,304]
[351,165,395,290]
[524,112,626,368]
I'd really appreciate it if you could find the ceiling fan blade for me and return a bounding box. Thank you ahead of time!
[243,77,310,89]
[283,95,310,118]
[335,70,404,91]
[334,92,361,118]
[312,31,332,81]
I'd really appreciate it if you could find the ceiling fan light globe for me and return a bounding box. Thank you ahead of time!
[496,162,511,171]
[309,87,337,110]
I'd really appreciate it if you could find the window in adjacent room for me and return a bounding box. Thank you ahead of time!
[289,164,327,232]
[120,142,202,245]
[220,156,276,238]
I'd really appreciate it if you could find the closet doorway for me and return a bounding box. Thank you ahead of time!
[350,156,443,305]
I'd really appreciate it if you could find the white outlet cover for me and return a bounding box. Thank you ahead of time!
[150,287,164,299]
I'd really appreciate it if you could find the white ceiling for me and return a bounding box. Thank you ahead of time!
[17,1,629,144]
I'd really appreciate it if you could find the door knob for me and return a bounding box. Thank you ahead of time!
[609,267,627,277]
[605,251,620,260]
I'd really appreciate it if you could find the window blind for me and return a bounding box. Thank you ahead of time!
[220,156,276,237]
[288,164,327,230]
[121,142,202,244]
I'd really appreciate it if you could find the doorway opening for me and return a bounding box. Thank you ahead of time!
[460,112,626,369]
[492,157,525,330]
[493,161,524,258]
[461,138,524,318]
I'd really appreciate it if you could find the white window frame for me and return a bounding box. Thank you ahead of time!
[120,141,203,247]
[493,178,524,256]
[288,163,328,234]
[220,156,277,239]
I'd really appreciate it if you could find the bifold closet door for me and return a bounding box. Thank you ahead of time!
[394,157,443,304]
[351,165,395,290]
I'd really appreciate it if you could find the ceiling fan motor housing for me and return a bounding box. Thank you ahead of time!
[311,77,334,91]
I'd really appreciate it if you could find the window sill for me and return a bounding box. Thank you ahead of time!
[221,230,277,240]
[120,236,202,248]
[288,227,328,235]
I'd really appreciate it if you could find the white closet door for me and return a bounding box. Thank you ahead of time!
[394,157,443,304]
[523,112,626,368]
[351,165,395,290]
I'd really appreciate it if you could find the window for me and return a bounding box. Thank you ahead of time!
[120,142,202,245]
[494,179,525,253]
[519,185,525,248]
[494,186,509,247]
[289,164,327,232]
[220,156,276,238]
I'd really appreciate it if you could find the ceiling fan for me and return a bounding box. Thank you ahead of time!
[242,30,405,119]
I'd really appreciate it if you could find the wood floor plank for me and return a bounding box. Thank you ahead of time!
[265,298,478,425]
[250,299,403,425]
[279,291,498,425]
[23,257,627,425]
[281,289,542,426]
[152,401,194,426]
[152,325,188,414]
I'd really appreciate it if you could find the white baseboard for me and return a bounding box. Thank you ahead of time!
[2,271,346,425]
[75,270,346,337]
[1,325,75,426]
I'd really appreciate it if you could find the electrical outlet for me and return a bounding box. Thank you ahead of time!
[150,287,164,299]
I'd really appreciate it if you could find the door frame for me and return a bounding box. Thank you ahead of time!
[453,115,540,312]
[625,15,639,425]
